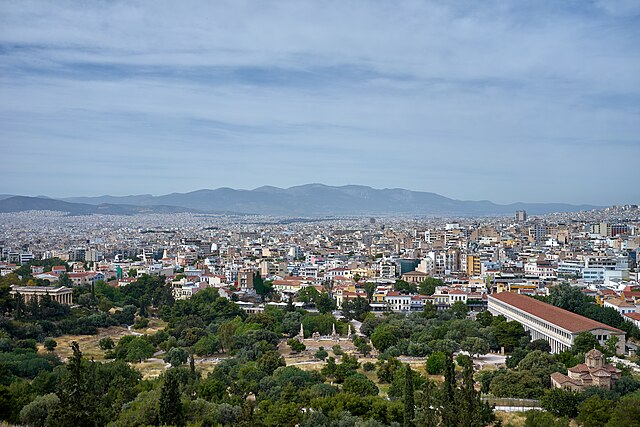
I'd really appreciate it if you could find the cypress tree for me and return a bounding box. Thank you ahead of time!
[441,354,457,427]
[404,364,415,427]
[159,371,184,427]
[50,342,99,427]
[414,379,438,427]
[190,351,196,378]
[457,355,475,427]
[14,292,24,319]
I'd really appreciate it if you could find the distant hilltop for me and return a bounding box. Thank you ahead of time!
[0,184,600,216]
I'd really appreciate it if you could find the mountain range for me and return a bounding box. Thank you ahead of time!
[0,184,600,216]
[0,196,199,216]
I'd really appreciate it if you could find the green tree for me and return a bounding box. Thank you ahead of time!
[450,301,469,319]
[218,321,237,353]
[541,388,580,418]
[404,364,415,427]
[371,324,400,352]
[342,373,379,397]
[321,357,337,379]
[364,282,377,301]
[422,301,438,319]
[124,337,155,363]
[159,371,184,427]
[524,410,569,427]
[376,356,402,383]
[613,376,640,396]
[476,310,494,327]
[43,337,57,352]
[193,334,220,356]
[430,339,460,356]
[456,354,492,427]
[573,332,601,354]
[98,337,114,350]
[604,335,619,356]
[441,353,457,427]
[50,341,99,427]
[492,320,526,352]
[577,395,612,427]
[606,393,640,427]
[179,327,208,347]
[316,292,336,314]
[287,339,306,353]
[254,272,273,301]
[426,351,447,375]
[257,350,286,375]
[527,339,552,353]
[296,286,320,303]
[489,371,544,399]
[19,393,60,427]
[395,279,417,294]
[356,341,372,356]
[419,277,443,295]
[342,297,371,321]
[517,350,566,387]
[414,379,438,427]
[58,272,72,287]
[315,348,329,360]
[164,347,189,367]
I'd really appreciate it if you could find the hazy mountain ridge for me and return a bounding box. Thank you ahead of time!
[52,184,600,216]
[0,196,200,216]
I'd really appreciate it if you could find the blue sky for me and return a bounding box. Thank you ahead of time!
[0,0,639,205]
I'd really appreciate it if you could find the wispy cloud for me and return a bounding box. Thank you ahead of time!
[0,0,638,204]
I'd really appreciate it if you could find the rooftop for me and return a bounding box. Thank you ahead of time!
[489,292,624,334]
[624,312,640,321]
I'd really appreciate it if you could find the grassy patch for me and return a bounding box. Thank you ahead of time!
[133,318,167,334]
[495,411,526,427]
[132,359,167,380]
[41,326,132,361]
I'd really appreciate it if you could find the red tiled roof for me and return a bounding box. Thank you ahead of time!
[624,312,640,321]
[551,372,578,385]
[489,292,623,334]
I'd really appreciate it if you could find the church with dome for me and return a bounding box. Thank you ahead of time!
[550,349,621,391]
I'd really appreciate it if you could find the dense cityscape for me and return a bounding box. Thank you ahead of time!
[1,205,640,426]
[2,1,639,426]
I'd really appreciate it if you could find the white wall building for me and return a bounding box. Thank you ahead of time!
[488,292,625,354]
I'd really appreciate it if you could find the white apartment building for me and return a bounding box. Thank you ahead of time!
[557,260,584,277]
[385,292,411,311]
[603,298,637,315]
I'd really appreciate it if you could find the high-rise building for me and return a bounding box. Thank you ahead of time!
[515,210,527,222]
[466,254,481,276]
[238,268,255,291]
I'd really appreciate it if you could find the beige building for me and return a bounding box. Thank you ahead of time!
[401,270,429,284]
[237,268,255,291]
[10,285,73,305]
[551,349,621,391]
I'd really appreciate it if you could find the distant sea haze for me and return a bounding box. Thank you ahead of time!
[0,184,600,216]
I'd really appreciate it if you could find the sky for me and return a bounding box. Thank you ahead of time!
[0,0,639,205]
